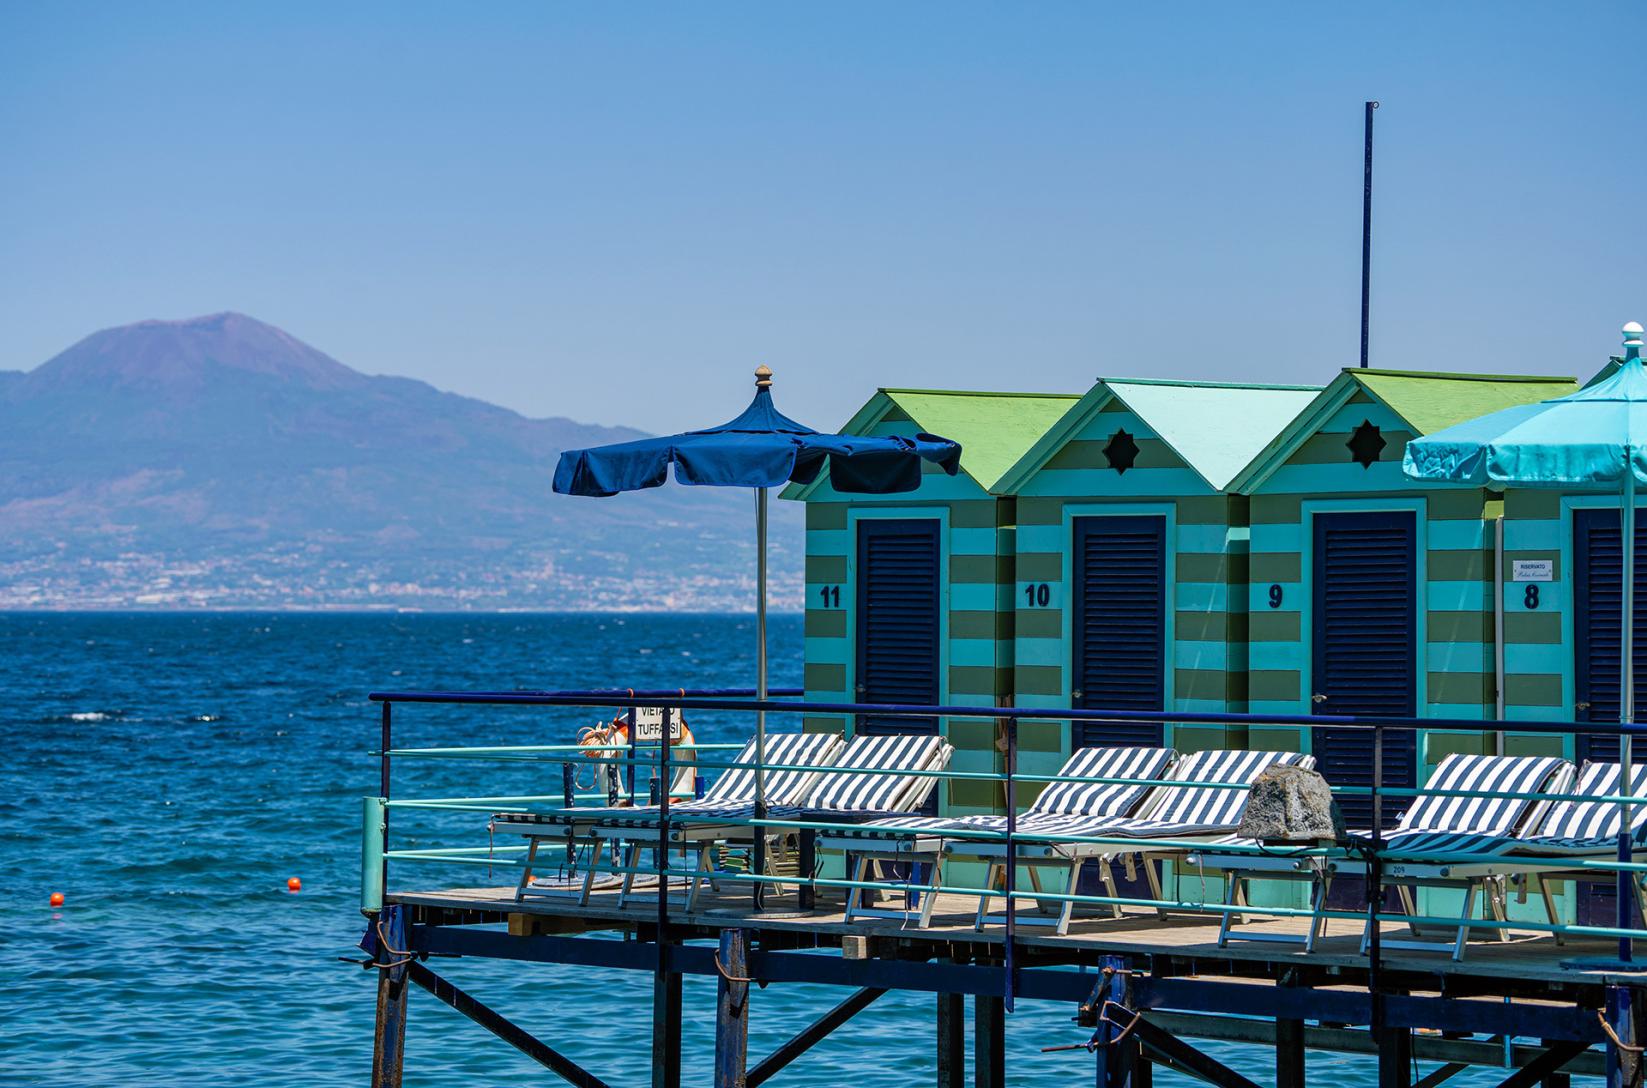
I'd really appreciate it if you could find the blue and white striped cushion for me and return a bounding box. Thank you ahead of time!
[598,799,762,828]
[1380,829,1522,857]
[814,815,962,841]
[805,733,946,813]
[1145,749,1312,828]
[1029,746,1177,819]
[706,731,844,806]
[700,737,763,803]
[1530,761,1647,843]
[1392,754,1569,837]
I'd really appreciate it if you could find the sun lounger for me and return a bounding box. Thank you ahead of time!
[592,731,954,908]
[493,731,845,903]
[1354,759,1647,958]
[819,745,1179,926]
[1197,752,1573,958]
[956,748,1312,935]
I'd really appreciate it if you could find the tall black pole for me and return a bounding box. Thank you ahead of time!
[1360,100,1379,369]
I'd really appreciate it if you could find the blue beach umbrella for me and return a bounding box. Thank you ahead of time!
[1405,321,1646,960]
[555,366,961,902]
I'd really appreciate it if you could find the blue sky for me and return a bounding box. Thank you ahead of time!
[2,3,1642,433]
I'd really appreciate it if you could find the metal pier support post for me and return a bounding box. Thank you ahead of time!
[1376,1023,1411,1088]
[1092,958,1140,1088]
[652,966,682,1088]
[371,904,409,1088]
[715,930,750,1088]
[1277,971,1306,1088]
[975,992,1005,1088]
[937,991,964,1088]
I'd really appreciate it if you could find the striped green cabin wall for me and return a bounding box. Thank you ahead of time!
[1010,399,1251,788]
[1499,487,1633,753]
[1244,388,1533,773]
[797,407,1014,817]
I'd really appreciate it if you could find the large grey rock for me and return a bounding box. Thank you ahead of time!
[1238,765,1345,844]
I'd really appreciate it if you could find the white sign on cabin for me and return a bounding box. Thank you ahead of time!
[632,706,683,743]
[1512,560,1554,583]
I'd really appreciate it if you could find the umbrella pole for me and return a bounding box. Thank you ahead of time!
[753,486,768,910]
[1622,458,1637,962]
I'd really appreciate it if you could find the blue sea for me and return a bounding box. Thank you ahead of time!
[0,613,1560,1085]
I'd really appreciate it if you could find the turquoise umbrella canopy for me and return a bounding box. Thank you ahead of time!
[1404,326,1647,488]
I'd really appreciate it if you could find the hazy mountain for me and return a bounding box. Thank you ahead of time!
[0,313,801,610]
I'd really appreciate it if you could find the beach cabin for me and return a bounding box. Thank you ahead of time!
[993,379,1321,783]
[782,388,1079,817]
[1229,368,1579,828]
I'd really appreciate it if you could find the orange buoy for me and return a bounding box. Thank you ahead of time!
[49,892,64,908]
[286,877,302,893]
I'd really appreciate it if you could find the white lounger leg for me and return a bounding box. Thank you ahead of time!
[843,855,870,923]
[685,844,709,912]
[1305,874,1330,953]
[1097,859,1123,920]
[516,837,541,902]
[1216,873,1238,947]
[578,838,602,905]
[975,863,1001,931]
[1397,884,1423,937]
[917,855,942,928]
[1453,882,1480,961]
[1534,874,1564,947]
[618,841,641,908]
[1145,856,1167,919]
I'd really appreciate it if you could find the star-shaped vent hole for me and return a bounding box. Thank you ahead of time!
[1103,428,1140,474]
[1347,420,1387,469]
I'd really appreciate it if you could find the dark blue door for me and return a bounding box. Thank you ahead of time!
[1574,508,1647,762]
[855,518,941,737]
[1072,515,1166,748]
[1311,510,1418,829]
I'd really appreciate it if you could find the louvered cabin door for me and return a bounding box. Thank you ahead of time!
[1311,510,1418,830]
[1071,516,1166,748]
[854,518,941,737]
[1574,508,1647,762]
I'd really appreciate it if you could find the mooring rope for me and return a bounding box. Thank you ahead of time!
[373,918,413,971]
[713,945,755,984]
[1598,1009,1646,1054]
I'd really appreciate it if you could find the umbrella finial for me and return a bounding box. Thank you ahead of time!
[755,365,773,389]
[1625,322,1645,363]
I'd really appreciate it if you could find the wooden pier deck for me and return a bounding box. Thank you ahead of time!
[390,880,1645,990]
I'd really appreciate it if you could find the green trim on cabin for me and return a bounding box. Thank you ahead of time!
[1505,612,1562,645]
[806,503,847,530]
[807,555,846,583]
[1430,611,1493,643]
[805,610,846,638]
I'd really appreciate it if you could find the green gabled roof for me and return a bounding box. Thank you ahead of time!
[997,378,1322,494]
[1351,368,1579,436]
[879,389,1081,491]
[780,387,1081,500]
[1227,367,1580,493]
